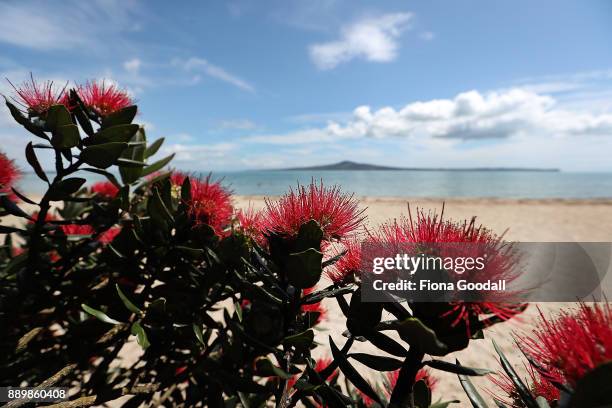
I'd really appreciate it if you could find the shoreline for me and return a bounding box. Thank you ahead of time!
[236,194,612,205]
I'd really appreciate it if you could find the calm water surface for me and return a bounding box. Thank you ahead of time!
[17,170,612,199]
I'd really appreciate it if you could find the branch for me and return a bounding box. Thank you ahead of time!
[3,364,77,408]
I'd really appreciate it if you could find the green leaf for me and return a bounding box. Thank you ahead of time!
[181,176,191,201]
[145,137,164,158]
[149,298,167,313]
[535,397,551,408]
[329,336,382,405]
[85,124,139,145]
[413,379,432,408]
[234,301,243,322]
[363,330,408,357]
[0,225,24,234]
[569,361,612,408]
[119,127,146,183]
[380,318,448,356]
[457,360,488,408]
[101,105,138,128]
[0,196,30,218]
[348,353,402,371]
[141,153,175,177]
[429,401,461,408]
[45,104,72,130]
[52,124,80,148]
[73,103,94,136]
[115,284,142,314]
[492,339,538,408]
[286,248,323,289]
[347,289,382,335]
[193,323,206,346]
[282,329,314,349]
[81,303,122,325]
[5,98,48,139]
[116,158,146,167]
[147,187,174,226]
[254,358,292,379]
[47,177,86,201]
[301,284,354,304]
[25,142,48,182]
[81,168,121,189]
[131,321,150,350]
[5,98,29,126]
[424,359,494,376]
[81,142,128,169]
[295,219,323,251]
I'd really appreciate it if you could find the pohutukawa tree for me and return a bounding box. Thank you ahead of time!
[0,76,609,408]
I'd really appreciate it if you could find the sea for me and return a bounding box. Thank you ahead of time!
[15,170,612,199]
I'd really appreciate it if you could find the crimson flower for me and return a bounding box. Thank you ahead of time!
[8,75,68,115]
[91,181,119,199]
[78,81,133,117]
[490,364,560,407]
[326,239,362,283]
[29,211,57,223]
[263,181,365,241]
[99,227,121,244]
[237,207,266,246]
[359,368,437,407]
[523,303,612,388]
[171,172,233,234]
[375,206,524,332]
[286,356,337,391]
[61,224,95,236]
[0,152,20,198]
[387,368,437,393]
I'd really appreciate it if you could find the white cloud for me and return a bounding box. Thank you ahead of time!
[161,142,237,163]
[173,57,255,92]
[309,12,413,70]
[218,119,257,130]
[246,88,612,145]
[419,31,435,41]
[0,1,142,51]
[123,58,142,74]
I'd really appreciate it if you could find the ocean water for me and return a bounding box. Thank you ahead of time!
[15,170,612,199]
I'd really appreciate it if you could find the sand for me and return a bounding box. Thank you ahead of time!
[5,195,612,406]
[234,196,612,405]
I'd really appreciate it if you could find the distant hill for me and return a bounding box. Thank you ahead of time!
[279,160,560,172]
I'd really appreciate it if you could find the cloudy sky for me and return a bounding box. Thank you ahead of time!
[1,0,612,171]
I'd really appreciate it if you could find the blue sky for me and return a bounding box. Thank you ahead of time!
[1,0,612,171]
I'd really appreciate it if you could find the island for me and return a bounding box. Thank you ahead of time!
[277,160,560,172]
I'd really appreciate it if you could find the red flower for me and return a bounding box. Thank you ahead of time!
[237,207,266,246]
[387,368,437,393]
[99,227,121,244]
[61,224,95,236]
[301,287,326,324]
[374,206,524,332]
[489,365,560,407]
[171,172,233,234]
[0,152,20,198]
[78,81,133,117]
[263,181,365,241]
[8,75,68,115]
[357,368,436,407]
[286,356,337,391]
[29,211,57,223]
[326,239,362,283]
[523,303,612,388]
[91,181,119,199]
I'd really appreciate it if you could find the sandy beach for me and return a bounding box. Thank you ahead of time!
[6,195,612,405]
[234,195,612,405]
